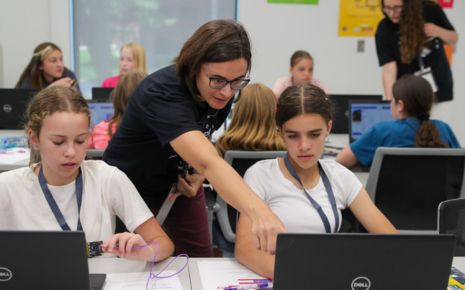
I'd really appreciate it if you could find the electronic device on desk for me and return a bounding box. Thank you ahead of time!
[87,101,114,128]
[450,267,465,289]
[349,100,393,143]
[273,233,455,290]
[329,94,382,134]
[91,87,114,102]
[0,88,37,129]
[0,231,106,290]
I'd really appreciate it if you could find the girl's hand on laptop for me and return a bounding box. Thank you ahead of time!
[102,232,154,261]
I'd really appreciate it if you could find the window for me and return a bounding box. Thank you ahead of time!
[72,0,236,97]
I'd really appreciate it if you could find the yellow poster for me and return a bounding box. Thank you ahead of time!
[338,0,384,37]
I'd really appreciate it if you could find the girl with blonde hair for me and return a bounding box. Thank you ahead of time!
[101,43,147,88]
[216,83,285,156]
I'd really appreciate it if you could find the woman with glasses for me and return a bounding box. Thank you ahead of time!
[375,0,458,102]
[103,20,285,257]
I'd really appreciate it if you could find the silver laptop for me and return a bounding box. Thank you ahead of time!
[328,94,382,134]
[349,100,393,143]
[0,231,105,290]
[273,233,455,290]
[87,101,114,128]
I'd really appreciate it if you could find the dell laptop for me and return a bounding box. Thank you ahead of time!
[0,89,36,129]
[349,100,393,143]
[329,94,382,134]
[273,233,455,290]
[0,231,105,290]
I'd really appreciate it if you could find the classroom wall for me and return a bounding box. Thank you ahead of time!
[237,0,465,145]
[0,0,464,144]
[0,0,70,88]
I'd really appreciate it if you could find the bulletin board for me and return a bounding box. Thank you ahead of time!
[338,0,384,37]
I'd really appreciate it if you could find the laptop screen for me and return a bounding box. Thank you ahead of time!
[91,87,114,102]
[273,233,455,290]
[329,94,382,134]
[87,102,114,128]
[0,89,37,129]
[0,231,93,290]
[349,100,393,143]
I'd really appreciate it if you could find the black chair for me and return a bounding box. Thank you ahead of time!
[215,150,287,243]
[86,149,104,160]
[438,198,465,256]
[365,147,465,232]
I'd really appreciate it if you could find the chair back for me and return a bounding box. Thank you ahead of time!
[365,147,465,232]
[216,150,287,243]
[438,198,465,256]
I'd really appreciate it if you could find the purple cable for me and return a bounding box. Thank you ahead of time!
[138,241,189,290]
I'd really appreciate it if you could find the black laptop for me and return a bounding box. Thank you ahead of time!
[0,231,105,290]
[273,233,455,290]
[92,87,114,102]
[329,94,382,134]
[349,100,393,143]
[0,89,36,129]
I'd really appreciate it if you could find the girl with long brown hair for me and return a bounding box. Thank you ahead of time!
[375,0,458,102]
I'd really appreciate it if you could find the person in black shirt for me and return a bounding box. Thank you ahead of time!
[375,0,458,102]
[104,20,285,257]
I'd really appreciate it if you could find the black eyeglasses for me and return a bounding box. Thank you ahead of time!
[208,75,250,90]
[383,5,403,14]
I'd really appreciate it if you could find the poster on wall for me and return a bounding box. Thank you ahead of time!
[338,0,384,37]
[268,0,319,4]
[438,0,454,8]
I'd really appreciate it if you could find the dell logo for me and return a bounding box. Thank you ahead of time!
[351,276,371,290]
[2,104,12,113]
[0,267,13,282]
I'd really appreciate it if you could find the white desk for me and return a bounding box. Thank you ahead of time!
[453,257,465,272]
[0,130,29,171]
[89,256,191,289]
[326,133,369,186]
[189,257,465,290]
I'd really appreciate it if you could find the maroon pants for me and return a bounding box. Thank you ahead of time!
[152,187,212,257]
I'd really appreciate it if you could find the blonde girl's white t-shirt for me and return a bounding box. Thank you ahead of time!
[0,160,153,242]
[244,158,362,233]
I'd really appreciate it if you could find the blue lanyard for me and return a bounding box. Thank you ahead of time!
[38,166,83,231]
[284,154,340,233]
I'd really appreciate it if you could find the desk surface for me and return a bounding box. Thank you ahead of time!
[89,256,191,290]
[188,257,465,290]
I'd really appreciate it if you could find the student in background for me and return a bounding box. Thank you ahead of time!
[89,72,146,149]
[104,20,285,257]
[215,83,286,156]
[16,42,80,93]
[101,43,147,88]
[272,50,329,98]
[375,0,458,102]
[235,84,396,278]
[0,86,174,262]
[336,74,460,168]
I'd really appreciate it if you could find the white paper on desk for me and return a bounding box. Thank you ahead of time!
[0,148,29,164]
[197,260,268,290]
[104,270,183,290]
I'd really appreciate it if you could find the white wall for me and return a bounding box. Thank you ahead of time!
[0,0,70,88]
[238,0,465,145]
[0,0,464,144]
